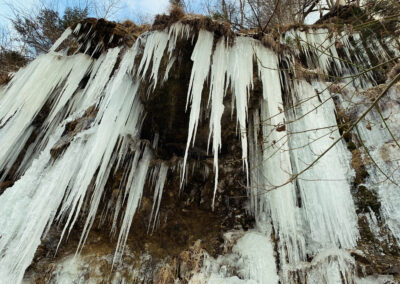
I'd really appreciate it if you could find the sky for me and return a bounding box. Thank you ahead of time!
[0,0,174,31]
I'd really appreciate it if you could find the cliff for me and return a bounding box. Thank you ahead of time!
[0,11,400,284]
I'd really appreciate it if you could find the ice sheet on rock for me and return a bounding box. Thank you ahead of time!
[355,275,395,284]
[348,87,400,245]
[189,230,278,284]
[51,255,86,284]
[288,80,358,251]
[0,125,76,283]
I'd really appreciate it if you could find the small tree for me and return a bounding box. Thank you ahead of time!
[11,6,88,56]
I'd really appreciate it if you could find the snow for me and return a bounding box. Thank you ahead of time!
[52,256,86,284]
[189,230,278,284]
[232,231,279,283]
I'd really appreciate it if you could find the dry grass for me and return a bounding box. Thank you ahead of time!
[387,62,400,81]
[351,149,364,172]
[261,33,284,54]
[153,4,185,28]
[292,60,326,82]
[152,12,233,39]
[360,84,386,101]
[0,72,10,85]
[327,83,346,95]
[178,240,205,281]
[156,260,177,284]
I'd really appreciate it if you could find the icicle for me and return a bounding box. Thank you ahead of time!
[114,146,152,265]
[138,31,169,88]
[0,53,92,181]
[73,23,81,35]
[148,163,168,233]
[50,28,72,52]
[163,55,176,82]
[226,37,255,184]
[181,30,214,185]
[247,44,309,278]
[58,45,144,251]
[168,23,192,57]
[208,37,228,209]
[71,47,121,112]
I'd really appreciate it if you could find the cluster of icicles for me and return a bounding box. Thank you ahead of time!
[0,20,399,283]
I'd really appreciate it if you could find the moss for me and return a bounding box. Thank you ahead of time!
[350,148,369,186]
[355,185,381,215]
[347,141,357,151]
[343,132,352,142]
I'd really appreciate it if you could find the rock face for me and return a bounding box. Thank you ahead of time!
[1,14,400,284]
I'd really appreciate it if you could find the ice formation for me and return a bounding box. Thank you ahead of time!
[0,18,400,284]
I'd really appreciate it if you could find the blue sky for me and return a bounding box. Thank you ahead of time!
[0,0,176,31]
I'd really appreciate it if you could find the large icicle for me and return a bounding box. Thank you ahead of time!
[0,42,144,281]
[250,44,306,277]
[56,44,145,251]
[182,30,214,184]
[138,31,169,88]
[226,37,255,182]
[114,146,152,264]
[49,27,72,52]
[208,37,228,208]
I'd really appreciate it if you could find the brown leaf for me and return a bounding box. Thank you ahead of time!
[276,123,286,132]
